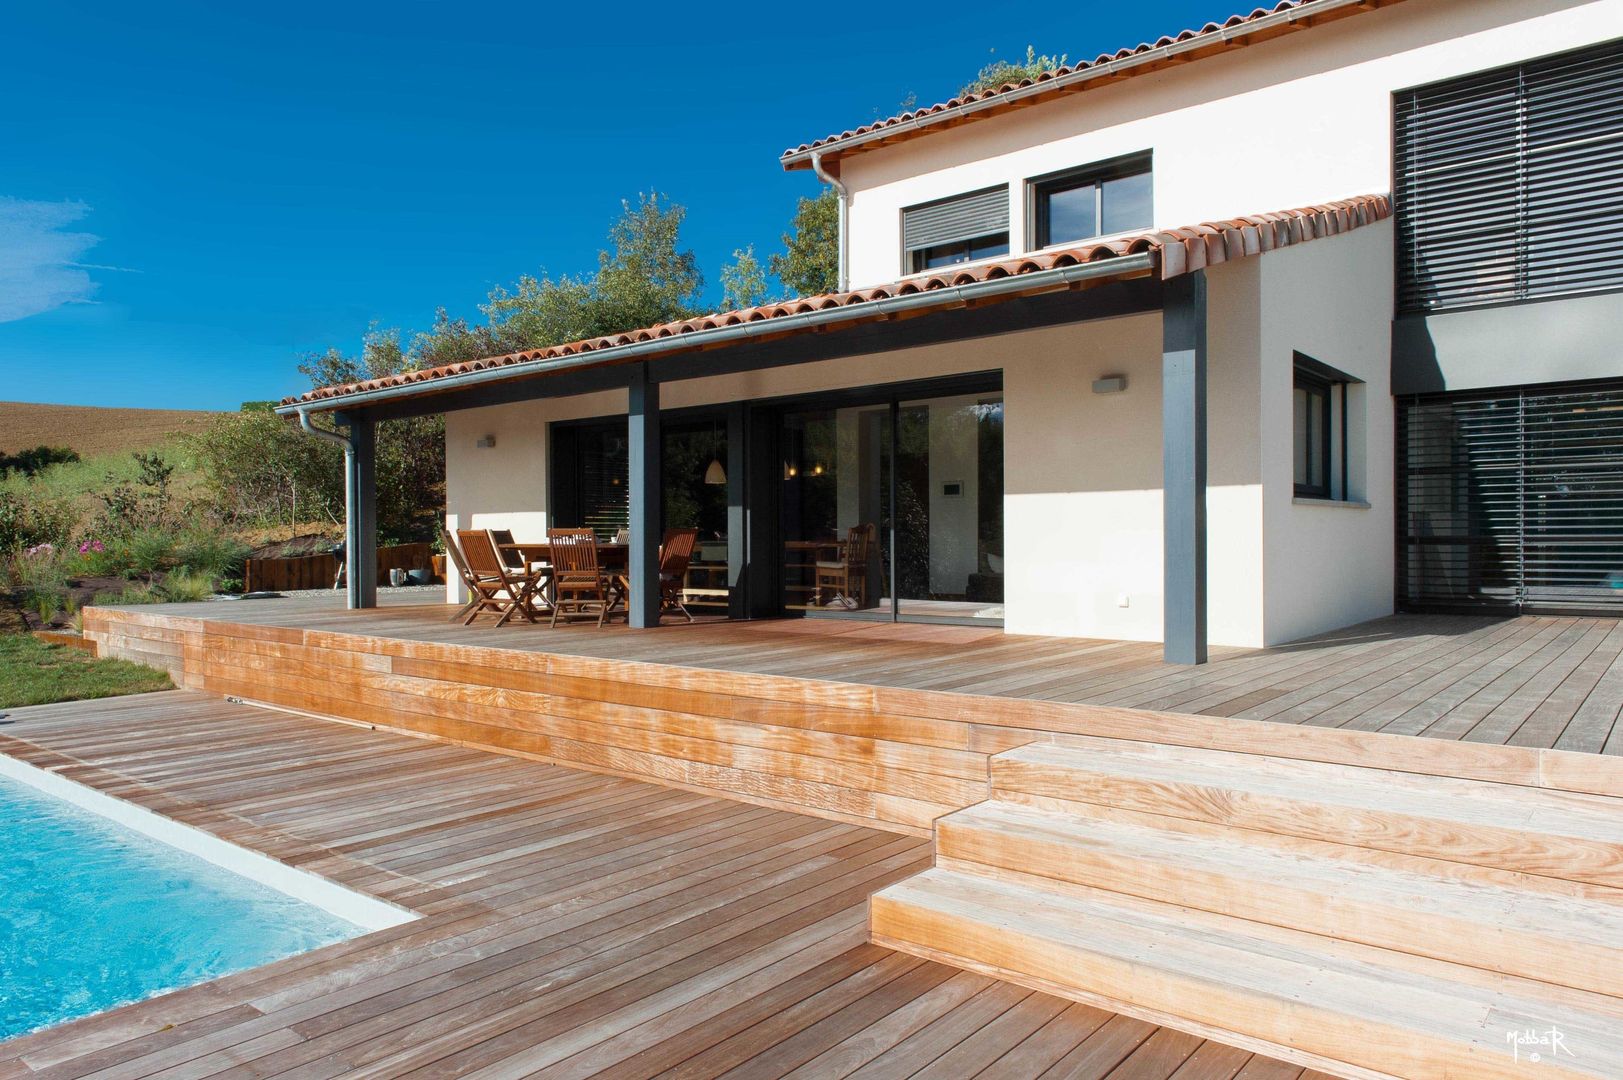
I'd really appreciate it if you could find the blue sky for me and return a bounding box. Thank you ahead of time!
[0,1,1225,410]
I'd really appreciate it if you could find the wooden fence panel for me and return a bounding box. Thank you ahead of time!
[243,543,433,593]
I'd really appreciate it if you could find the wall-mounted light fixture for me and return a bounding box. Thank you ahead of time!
[475,434,497,448]
[1092,375,1127,395]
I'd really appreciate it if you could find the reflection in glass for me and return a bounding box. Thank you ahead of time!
[779,406,891,615]
[896,396,1004,619]
[1101,171,1153,235]
[1044,184,1098,246]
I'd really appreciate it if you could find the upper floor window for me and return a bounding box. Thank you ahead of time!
[1030,153,1153,248]
[902,187,1009,273]
[1395,40,1623,315]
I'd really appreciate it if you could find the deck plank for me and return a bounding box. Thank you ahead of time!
[0,693,1290,1079]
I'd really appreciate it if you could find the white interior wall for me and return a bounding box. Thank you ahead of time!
[921,393,984,597]
[836,0,1605,288]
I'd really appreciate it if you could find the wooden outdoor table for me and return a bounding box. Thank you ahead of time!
[500,541,628,567]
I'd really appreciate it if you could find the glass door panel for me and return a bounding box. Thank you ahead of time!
[779,405,892,616]
[895,394,1004,620]
[661,418,730,614]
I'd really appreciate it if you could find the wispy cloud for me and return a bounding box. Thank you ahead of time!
[0,197,106,322]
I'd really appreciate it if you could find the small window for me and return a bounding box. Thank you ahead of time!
[902,187,1010,273]
[1031,153,1152,248]
[1293,353,1362,502]
[1293,368,1333,499]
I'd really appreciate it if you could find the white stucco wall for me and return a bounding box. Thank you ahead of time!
[441,309,1283,645]
[444,390,622,603]
[837,0,1609,288]
[1259,220,1397,644]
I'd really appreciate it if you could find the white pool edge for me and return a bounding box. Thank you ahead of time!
[0,752,417,932]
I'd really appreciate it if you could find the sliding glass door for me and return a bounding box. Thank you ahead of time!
[779,404,892,615]
[895,394,1004,620]
[774,379,1003,624]
[550,413,732,613]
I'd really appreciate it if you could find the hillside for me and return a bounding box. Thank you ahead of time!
[0,401,226,457]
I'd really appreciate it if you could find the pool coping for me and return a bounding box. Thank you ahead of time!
[0,751,416,933]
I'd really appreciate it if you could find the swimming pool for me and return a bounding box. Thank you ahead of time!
[0,762,407,1042]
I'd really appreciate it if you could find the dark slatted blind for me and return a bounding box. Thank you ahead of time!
[1398,381,1623,613]
[1395,40,1623,314]
[902,187,1009,252]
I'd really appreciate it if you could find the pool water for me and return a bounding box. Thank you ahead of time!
[0,774,365,1041]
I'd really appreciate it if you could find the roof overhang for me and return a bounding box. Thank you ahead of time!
[277,252,1155,420]
[279,193,1390,420]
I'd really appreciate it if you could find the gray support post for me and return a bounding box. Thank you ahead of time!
[1161,271,1208,665]
[628,365,662,628]
[344,414,378,610]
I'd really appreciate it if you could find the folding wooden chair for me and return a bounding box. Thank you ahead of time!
[488,527,552,611]
[454,529,539,627]
[547,528,614,627]
[443,532,483,622]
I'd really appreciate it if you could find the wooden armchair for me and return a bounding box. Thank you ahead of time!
[454,529,540,627]
[548,528,614,627]
[814,523,876,610]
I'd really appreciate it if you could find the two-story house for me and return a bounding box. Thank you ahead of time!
[280,0,1623,664]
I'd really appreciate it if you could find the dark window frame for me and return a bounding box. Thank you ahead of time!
[1294,366,1334,500]
[1028,151,1153,249]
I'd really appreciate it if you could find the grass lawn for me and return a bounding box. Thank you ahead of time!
[0,634,172,709]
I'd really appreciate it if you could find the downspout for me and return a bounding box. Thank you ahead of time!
[295,407,360,608]
[810,150,849,292]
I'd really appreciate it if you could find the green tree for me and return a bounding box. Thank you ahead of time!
[960,46,1068,97]
[485,192,703,352]
[187,404,345,530]
[410,308,501,366]
[769,189,840,299]
[720,245,768,310]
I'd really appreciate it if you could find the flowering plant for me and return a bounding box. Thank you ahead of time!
[79,539,105,554]
[24,542,55,557]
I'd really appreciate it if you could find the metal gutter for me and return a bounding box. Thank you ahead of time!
[780,0,1381,168]
[275,250,1157,416]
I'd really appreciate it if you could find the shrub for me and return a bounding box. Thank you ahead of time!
[122,529,179,581]
[156,570,216,603]
[0,491,74,552]
[9,542,70,591]
[174,532,249,580]
[28,586,65,624]
[92,583,161,606]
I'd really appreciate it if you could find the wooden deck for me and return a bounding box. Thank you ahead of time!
[124,593,1623,754]
[0,692,1307,1079]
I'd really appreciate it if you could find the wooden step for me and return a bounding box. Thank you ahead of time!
[992,740,1623,886]
[936,800,1623,997]
[870,867,1622,1080]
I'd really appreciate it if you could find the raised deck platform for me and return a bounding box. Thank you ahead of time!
[0,692,1298,1078]
[90,592,1623,755]
[68,597,1623,1076]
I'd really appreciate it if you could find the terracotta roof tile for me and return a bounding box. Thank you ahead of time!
[284,193,1389,408]
[781,0,1405,168]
